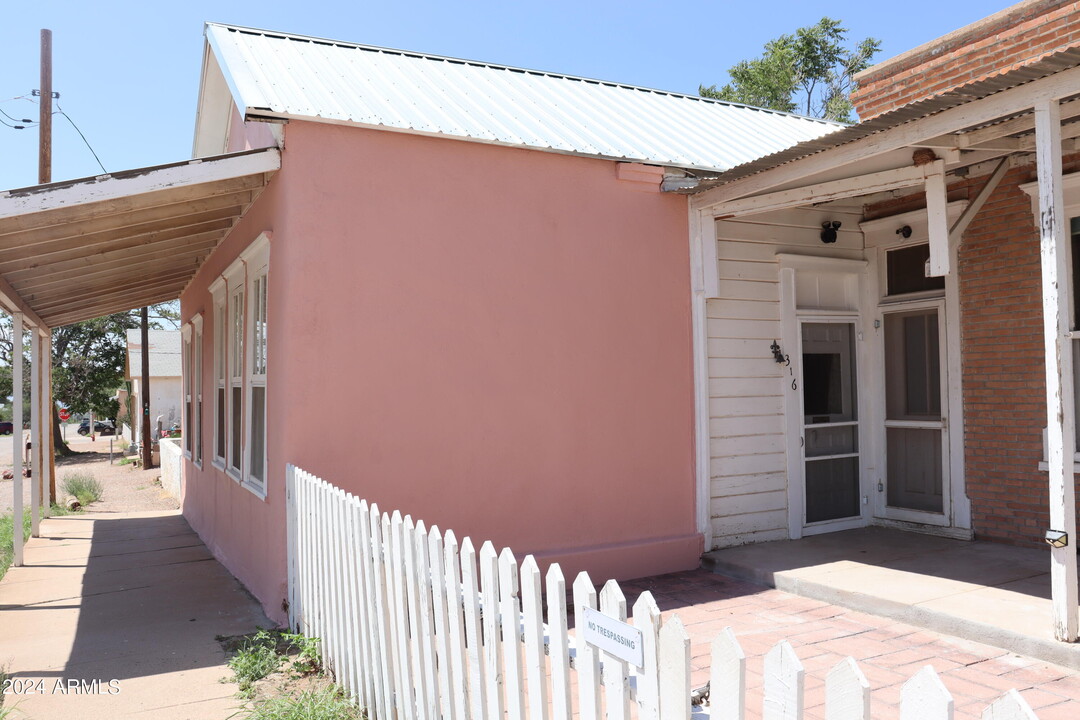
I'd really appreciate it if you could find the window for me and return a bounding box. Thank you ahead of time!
[885,244,945,296]
[210,278,228,469]
[226,273,245,481]
[193,314,204,466]
[244,251,269,494]
[182,324,193,457]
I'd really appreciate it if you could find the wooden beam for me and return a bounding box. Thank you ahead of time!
[0,274,45,329]
[924,161,950,276]
[692,63,1080,210]
[31,269,195,311]
[11,312,23,567]
[0,148,279,221]
[1035,98,1079,643]
[38,282,187,321]
[13,243,215,293]
[949,158,1009,244]
[0,225,228,276]
[0,196,244,254]
[29,330,40,537]
[45,288,183,328]
[714,163,938,219]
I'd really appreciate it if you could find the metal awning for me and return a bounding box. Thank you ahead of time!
[0,147,280,329]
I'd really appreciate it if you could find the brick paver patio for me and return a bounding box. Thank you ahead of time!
[622,570,1080,719]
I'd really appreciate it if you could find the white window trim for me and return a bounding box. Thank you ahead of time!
[223,258,246,483]
[241,233,271,498]
[192,313,204,469]
[210,277,228,471]
[181,323,193,459]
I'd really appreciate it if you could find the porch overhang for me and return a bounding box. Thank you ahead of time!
[0,147,280,329]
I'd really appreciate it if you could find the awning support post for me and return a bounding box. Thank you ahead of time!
[30,330,40,537]
[12,312,24,567]
[1036,98,1079,642]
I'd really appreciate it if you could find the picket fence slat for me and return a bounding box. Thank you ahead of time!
[573,571,602,720]
[826,656,869,720]
[520,556,549,720]
[658,614,691,720]
[901,666,953,720]
[546,564,573,720]
[442,530,469,720]
[600,580,631,720]
[711,627,746,720]
[460,537,487,720]
[982,689,1039,720]
[633,591,662,720]
[286,467,1043,720]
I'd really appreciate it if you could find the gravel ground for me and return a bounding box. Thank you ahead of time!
[0,434,178,514]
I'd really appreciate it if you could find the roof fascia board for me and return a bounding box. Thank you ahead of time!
[0,149,280,221]
[692,63,1080,212]
[205,24,251,121]
[715,162,940,219]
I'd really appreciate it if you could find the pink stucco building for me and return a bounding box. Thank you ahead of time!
[177,24,838,622]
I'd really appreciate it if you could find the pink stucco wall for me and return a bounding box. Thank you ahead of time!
[182,118,700,624]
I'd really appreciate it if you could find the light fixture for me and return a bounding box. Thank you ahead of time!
[896,225,912,239]
[1046,529,1069,548]
[820,221,841,244]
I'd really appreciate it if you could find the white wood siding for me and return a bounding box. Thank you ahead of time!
[708,208,863,548]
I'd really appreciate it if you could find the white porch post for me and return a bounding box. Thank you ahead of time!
[29,330,40,537]
[11,312,23,567]
[42,332,53,515]
[1035,98,1079,642]
[688,206,714,552]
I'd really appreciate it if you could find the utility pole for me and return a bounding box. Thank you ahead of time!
[40,29,57,504]
[39,29,52,184]
[141,307,153,469]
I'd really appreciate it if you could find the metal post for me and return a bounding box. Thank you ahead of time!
[141,307,153,469]
[12,313,24,567]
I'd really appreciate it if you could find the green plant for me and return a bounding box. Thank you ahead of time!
[118,457,134,466]
[228,629,284,696]
[61,473,103,506]
[0,510,31,580]
[234,686,361,720]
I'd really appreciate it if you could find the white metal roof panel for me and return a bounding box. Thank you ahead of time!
[205,23,844,173]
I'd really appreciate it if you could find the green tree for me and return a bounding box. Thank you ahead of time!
[699,18,881,123]
[0,301,179,454]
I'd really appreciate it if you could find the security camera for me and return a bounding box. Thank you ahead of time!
[820,221,841,244]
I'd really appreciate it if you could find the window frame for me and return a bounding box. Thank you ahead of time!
[209,277,228,470]
[181,323,193,459]
[223,259,246,483]
[192,313,204,468]
[241,235,270,497]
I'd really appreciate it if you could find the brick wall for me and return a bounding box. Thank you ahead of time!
[867,158,1080,546]
[852,1,1080,121]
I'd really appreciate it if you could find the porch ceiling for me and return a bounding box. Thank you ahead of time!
[0,148,280,329]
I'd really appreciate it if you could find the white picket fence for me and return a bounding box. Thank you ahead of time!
[285,465,1041,720]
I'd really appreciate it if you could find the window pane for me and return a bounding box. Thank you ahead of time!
[886,244,945,296]
[251,386,265,483]
[217,388,226,458]
[231,386,242,471]
[195,396,202,463]
[232,293,244,375]
[884,310,941,420]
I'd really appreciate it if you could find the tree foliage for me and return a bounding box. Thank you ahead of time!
[699,18,881,123]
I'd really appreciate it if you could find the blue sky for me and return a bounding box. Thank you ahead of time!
[0,1,1014,191]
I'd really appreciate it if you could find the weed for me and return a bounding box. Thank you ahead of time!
[118,457,134,466]
[60,473,103,506]
[224,629,324,697]
[233,686,362,720]
[0,510,31,580]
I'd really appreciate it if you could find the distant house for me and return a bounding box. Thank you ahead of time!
[123,329,182,445]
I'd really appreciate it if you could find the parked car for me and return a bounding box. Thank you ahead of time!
[77,419,116,436]
[0,421,12,435]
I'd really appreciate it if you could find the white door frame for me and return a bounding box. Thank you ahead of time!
[779,254,871,539]
[874,297,952,526]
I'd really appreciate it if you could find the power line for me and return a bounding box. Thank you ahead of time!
[54,101,106,174]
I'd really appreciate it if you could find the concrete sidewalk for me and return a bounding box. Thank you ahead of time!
[0,510,271,719]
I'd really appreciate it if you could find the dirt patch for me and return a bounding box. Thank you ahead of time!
[1,441,178,514]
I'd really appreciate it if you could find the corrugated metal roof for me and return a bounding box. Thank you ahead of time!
[206,23,844,173]
[696,47,1080,192]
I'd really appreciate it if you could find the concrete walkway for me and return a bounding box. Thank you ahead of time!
[703,527,1080,670]
[0,510,271,719]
